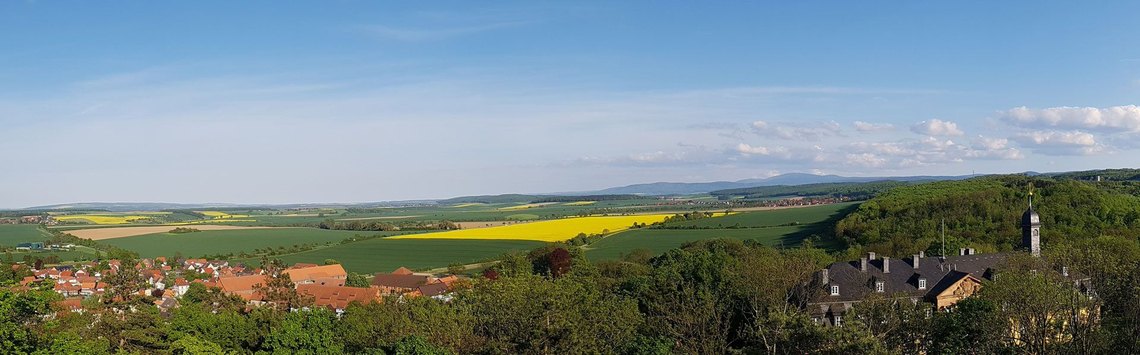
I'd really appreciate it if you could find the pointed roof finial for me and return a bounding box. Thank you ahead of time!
[1028,183,1035,209]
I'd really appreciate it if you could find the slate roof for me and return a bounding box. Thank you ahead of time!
[417,282,450,297]
[372,273,430,290]
[812,253,1008,306]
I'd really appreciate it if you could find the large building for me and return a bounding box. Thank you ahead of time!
[808,195,1085,326]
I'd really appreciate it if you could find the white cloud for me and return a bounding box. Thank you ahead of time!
[750,120,843,141]
[1000,105,1140,132]
[736,143,773,155]
[853,121,895,132]
[910,119,964,136]
[1011,130,1104,156]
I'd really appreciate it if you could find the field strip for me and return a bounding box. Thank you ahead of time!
[336,215,422,221]
[389,215,673,242]
[67,225,282,240]
[618,203,835,215]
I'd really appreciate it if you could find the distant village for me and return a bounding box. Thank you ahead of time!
[10,258,462,315]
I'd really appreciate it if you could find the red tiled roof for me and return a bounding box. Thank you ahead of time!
[284,264,347,282]
[297,284,378,310]
[218,275,268,294]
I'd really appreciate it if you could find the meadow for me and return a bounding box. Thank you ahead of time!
[388,215,674,242]
[239,239,546,274]
[0,225,50,246]
[102,228,389,258]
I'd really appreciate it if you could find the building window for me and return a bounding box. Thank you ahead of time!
[834,315,843,327]
[918,279,927,290]
[830,285,839,296]
[875,281,884,293]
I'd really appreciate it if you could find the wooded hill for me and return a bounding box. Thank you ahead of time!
[835,174,1140,258]
[710,180,917,200]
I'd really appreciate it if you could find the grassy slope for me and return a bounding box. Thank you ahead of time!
[0,225,51,246]
[103,228,389,258]
[585,203,858,261]
[239,239,546,274]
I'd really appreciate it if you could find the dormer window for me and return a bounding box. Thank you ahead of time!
[875,281,885,293]
[918,278,927,290]
[834,315,843,327]
[830,285,839,296]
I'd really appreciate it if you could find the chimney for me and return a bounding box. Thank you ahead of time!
[860,257,868,272]
[959,248,967,256]
[882,256,890,273]
[868,252,877,260]
[919,251,925,258]
[912,254,920,268]
[820,269,829,284]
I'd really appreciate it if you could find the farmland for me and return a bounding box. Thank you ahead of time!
[585,227,808,260]
[16,196,858,274]
[585,203,858,260]
[0,225,50,246]
[388,214,674,242]
[53,213,164,225]
[102,228,389,258]
[66,225,283,240]
[240,239,546,274]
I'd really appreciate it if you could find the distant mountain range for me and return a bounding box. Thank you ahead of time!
[585,173,981,195]
[13,169,1137,212]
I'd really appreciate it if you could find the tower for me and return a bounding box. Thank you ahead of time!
[1021,191,1041,257]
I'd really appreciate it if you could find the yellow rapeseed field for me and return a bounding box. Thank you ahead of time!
[564,201,597,206]
[198,211,250,219]
[54,214,158,225]
[498,202,558,211]
[389,215,673,242]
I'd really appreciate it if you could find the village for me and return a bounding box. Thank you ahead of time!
[10,257,462,315]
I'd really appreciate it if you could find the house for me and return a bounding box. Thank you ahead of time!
[297,284,379,313]
[217,274,269,303]
[807,196,1091,326]
[15,242,44,251]
[371,267,432,295]
[284,264,347,286]
[414,282,452,301]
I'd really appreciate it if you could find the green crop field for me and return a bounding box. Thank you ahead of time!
[238,238,546,274]
[8,249,101,263]
[585,203,859,260]
[103,228,399,258]
[669,203,858,228]
[584,227,808,260]
[0,225,51,247]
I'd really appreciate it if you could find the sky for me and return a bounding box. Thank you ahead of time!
[2,1,1139,208]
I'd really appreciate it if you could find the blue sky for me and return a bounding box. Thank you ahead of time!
[2,1,1139,207]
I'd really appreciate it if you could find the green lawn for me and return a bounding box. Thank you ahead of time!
[238,238,546,274]
[103,228,393,258]
[586,203,859,261]
[0,225,51,247]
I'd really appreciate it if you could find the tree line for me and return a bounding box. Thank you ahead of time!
[3,234,1139,353]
